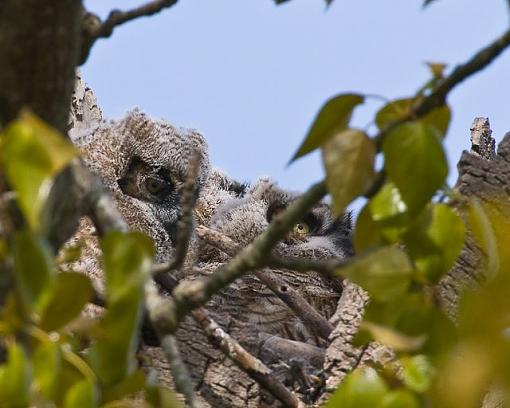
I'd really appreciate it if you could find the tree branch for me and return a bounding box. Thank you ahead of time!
[191,308,305,408]
[80,0,179,64]
[414,27,510,118]
[159,334,198,408]
[169,181,327,328]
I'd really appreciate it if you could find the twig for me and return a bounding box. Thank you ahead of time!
[159,334,198,408]
[414,27,510,118]
[256,269,334,339]
[80,0,179,64]
[145,282,196,407]
[191,308,305,408]
[266,254,346,278]
[170,181,327,325]
[153,154,200,277]
[374,27,510,149]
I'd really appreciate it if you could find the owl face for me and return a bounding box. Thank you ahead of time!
[75,109,210,260]
[208,178,352,261]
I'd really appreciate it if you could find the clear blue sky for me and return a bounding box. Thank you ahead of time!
[83,0,510,198]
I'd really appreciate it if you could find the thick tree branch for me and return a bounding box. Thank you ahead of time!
[80,0,179,64]
[191,308,305,408]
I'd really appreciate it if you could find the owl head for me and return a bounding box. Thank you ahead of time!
[74,108,210,261]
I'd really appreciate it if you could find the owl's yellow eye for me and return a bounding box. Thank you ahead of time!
[293,222,310,236]
[146,177,166,195]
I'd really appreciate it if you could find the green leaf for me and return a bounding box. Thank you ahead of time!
[0,110,78,230]
[145,384,182,408]
[375,98,415,131]
[353,204,384,253]
[400,355,434,393]
[375,98,450,137]
[378,389,420,408]
[368,182,410,243]
[326,367,388,408]
[370,182,407,221]
[468,198,499,279]
[290,94,364,162]
[0,344,31,406]
[34,340,61,400]
[103,369,146,402]
[333,246,412,302]
[322,129,375,215]
[64,380,97,408]
[360,321,425,352]
[396,303,457,358]
[421,105,451,137]
[383,122,447,213]
[40,272,93,331]
[88,232,153,389]
[404,204,465,283]
[13,229,54,312]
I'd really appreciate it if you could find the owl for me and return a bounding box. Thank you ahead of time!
[173,174,353,407]
[65,108,210,294]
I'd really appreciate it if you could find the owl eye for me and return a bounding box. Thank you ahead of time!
[293,222,310,236]
[145,176,169,196]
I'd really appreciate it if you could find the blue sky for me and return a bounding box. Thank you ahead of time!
[83,0,510,200]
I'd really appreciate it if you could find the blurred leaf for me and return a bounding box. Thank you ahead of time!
[0,110,77,230]
[88,232,153,389]
[145,384,182,408]
[397,304,457,359]
[400,355,434,393]
[468,197,499,279]
[56,244,82,265]
[322,129,375,215]
[34,340,61,400]
[421,105,451,137]
[379,389,420,408]
[370,182,407,221]
[13,229,54,312]
[383,122,447,213]
[433,341,492,408]
[290,94,364,162]
[64,380,97,408]
[360,321,425,352]
[376,98,415,131]
[326,367,388,408]
[353,204,384,253]
[404,204,465,283]
[103,369,146,402]
[376,98,450,137]
[333,246,412,302]
[369,182,410,243]
[0,344,31,406]
[40,272,93,332]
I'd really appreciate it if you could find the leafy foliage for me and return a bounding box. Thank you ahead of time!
[0,113,180,407]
